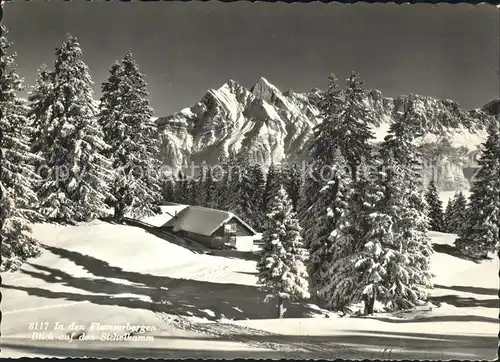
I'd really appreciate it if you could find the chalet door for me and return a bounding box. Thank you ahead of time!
[224,224,237,247]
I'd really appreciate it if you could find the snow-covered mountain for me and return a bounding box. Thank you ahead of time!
[156,78,491,190]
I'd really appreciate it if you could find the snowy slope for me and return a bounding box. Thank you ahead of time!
[157,78,491,191]
[2,220,496,359]
[1,221,279,358]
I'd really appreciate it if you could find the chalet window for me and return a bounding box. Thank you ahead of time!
[224,223,236,233]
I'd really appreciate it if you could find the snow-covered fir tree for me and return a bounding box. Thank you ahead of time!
[443,198,454,233]
[0,26,42,271]
[446,191,467,235]
[174,170,189,204]
[29,34,111,222]
[456,120,500,257]
[98,52,162,222]
[248,163,266,230]
[228,152,255,224]
[161,176,176,203]
[188,177,198,206]
[257,186,310,318]
[263,162,282,217]
[282,160,303,213]
[320,103,433,313]
[425,178,445,231]
[216,150,239,211]
[339,71,376,179]
[308,149,352,300]
[202,165,218,209]
[298,73,344,239]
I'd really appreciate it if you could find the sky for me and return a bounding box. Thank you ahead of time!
[4,1,499,116]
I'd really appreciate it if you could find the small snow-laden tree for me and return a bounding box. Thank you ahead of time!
[257,186,310,318]
[248,163,266,230]
[161,175,176,203]
[262,162,283,216]
[217,150,240,211]
[443,197,454,233]
[425,178,445,232]
[282,160,303,213]
[447,191,467,235]
[205,165,222,209]
[228,151,255,223]
[0,25,43,271]
[98,52,162,222]
[456,120,500,257]
[173,170,189,204]
[29,34,112,222]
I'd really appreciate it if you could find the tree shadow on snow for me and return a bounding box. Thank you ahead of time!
[428,294,499,309]
[434,284,498,296]
[432,243,486,264]
[2,244,322,321]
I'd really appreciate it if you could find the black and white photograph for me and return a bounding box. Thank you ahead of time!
[0,1,499,359]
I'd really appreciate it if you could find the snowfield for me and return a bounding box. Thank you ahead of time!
[1,220,497,359]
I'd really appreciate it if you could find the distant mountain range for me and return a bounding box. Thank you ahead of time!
[156,77,493,191]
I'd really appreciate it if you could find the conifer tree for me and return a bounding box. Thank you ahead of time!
[98,52,162,221]
[425,178,445,231]
[188,177,198,205]
[248,163,266,229]
[257,186,310,318]
[0,26,42,271]
[161,176,175,203]
[320,103,433,313]
[282,161,303,212]
[298,73,343,238]
[443,198,454,233]
[447,191,467,235]
[204,165,220,209]
[339,71,376,179]
[174,170,189,204]
[229,152,255,223]
[30,34,111,222]
[263,162,282,216]
[308,150,352,299]
[456,121,500,257]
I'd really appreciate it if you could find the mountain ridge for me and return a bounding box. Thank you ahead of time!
[156,78,493,190]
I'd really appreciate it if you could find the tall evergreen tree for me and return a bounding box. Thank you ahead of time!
[29,35,111,222]
[0,26,42,271]
[257,186,310,318]
[308,150,352,299]
[425,178,445,232]
[339,71,376,179]
[320,104,433,313]
[456,121,500,257]
[98,52,162,222]
[298,73,343,238]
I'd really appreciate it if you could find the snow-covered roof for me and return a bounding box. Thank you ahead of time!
[140,204,190,227]
[161,206,257,236]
